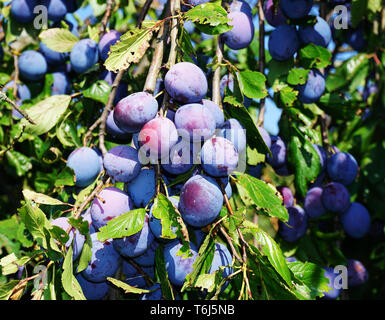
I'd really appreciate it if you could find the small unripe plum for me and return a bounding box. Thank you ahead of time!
[164,62,208,104]
[51,72,71,95]
[113,214,155,258]
[296,69,325,103]
[41,0,68,22]
[304,187,326,219]
[321,182,351,213]
[70,39,99,74]
[264,0,287,27]
[221,11,255,50]
[114,92,158,134]
[327,152,358,186]
[217,118,247,154]
[268,24,299,61]
[149,197,179,242]
[277,186,294,207]
[81,233,121,283]
[266,136,287,169]
[341,202,371,238]
[18,50,48,81]
[75,274,110,300]
[106,110,132,140]
[40,42,68,65]
[279,205,308,242]
[279,0,313,20]
[66,147,102,187]
[125,168,156,208]
[322,267,342,300]
[179,174,223,228]
[98,30,122,61]
[164,241,198,287]
[202,99,225,128]
[103,145,141,183]
[10,0,38,23]
[347,259,368,287]
[90,187,134,230]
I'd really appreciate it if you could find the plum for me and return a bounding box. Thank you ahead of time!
[201,137,239,177]
[164,241,198,287]
[341,202,371,238]
[247,164,263,179]
[313,144,327,172]
[149,197,179,242]
[266,136,287,168]
[66,147,102,187]
[133,240,159,267]
[268,24,299,61]
[219,74,252,107]
[114,92,158,134]
[64,0,80,12]
[70,39,99,73]
[113,214,154,258]
[201,99,225,128]
[258,126,272,149]
[277,186,294,207]
[229,0,253,17]
[98,30,122,61]
[286,256,297,263]
[40,42,68,66]
[209,243,233,284]
[99,70,128,104]
[279,0,313,20]
[41,0,68,22]
[122,261,155,288]
[327,152,358,186]
[299,16,331,48]
[51,72,71,95]
[323,267,342,300]
[90,187,134,230]
[75,274,110,300]
[164,62,208,104]
[3,81,31,101]
[217,118,247,154]
[103,145,141,183]
[125,167,156,208]
[279,206,308,242]
[264,0,287,27]
[141,283,163,300]
[221,11,255,50]
[161,138,194,176]
[274,163,292,176]
[81,233,121,283]
[10,0,38,23]
[179,174,223,228]
[321,182,351,213]
[18,50,48,81]
[174,103,216,142]
[347,26,367,51]
[347,259,368,287]
[106,110,132,140]
[304,187,326,219]
[138,117,179,161]
[297,69,325,103]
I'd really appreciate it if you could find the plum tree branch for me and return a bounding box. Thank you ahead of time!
[257,0,266,127]
[99,0,115,36]
[0,92,35,125]
[212,36,224,108]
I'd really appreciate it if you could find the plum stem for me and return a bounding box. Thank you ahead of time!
[212,36,224,108]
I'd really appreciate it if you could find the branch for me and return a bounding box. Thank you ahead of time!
[212,36,224,108]
[137,0,154,29]
[99,0,115,36]
[0,123,26,160]
[0,92,35,125]
[257,0,266,126]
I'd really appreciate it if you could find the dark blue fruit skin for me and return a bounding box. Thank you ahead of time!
[313,144,327,172]
[299,16,331,48]
[247,164,263,179]
[347,26,367,51]
[65,0,80,13]
[217,118,247,154]
[264,0,287,27]
[221,11,255,50]
[4,81,31,101]
[161,138,194,176]
[98,30,122,61]
[106,110,132,140]
[149,197,179,242]
[66,147,102,187]
[133,240,159,267]
[42,0,68,22]
[266,136,287,169]
[10,0,38,23]
[81,233,121,283]
[51,72,71,95]
[122,261,155,288]
[304,187,326,219]
[327,152,358,186]
[75,274,110,300]
[321,182,351,213]
[279,0,313,20]
[202,99,225,128]
[113,214,155,258]
[103,145,141,183]
[40,42,68,65]
[164,241,198,287]
[230,0,253,17]
[258,126,272,150]
[322,267,342,300]
[164,62,208,104]
[268,24,299,61]
[347,259,368,287]
[99,70,128,104]
[279,206,308,242]
[90,187,134,230]
[125,168,156,208]
[341,202,371,238]
[179,174,224,228]
[277,186,294,207]
[70,39,99,73]
[209,243,233,287]
[18,50,48,81]
[297,69,325,103]
[141,283,163,300]
[274,163,292,176]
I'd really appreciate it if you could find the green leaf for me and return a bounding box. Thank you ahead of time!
[107,277,151,294]
[0,281,19,300]
[55,166,76,187]
[39,28,79,53]
[287,69,310,86]
[0,253,31,276]
[76,234,92,273]
[5,151,32,177]
[184,3,231,27]
[235,173,289,222]
[152,193,178,240]
[82,80,112,105]
[154,244,174,300]
[22,189,67,206]
[97,208,146,242]
[61,246,86,300]
[238,71,268,100]
[279,86,298,107]
[298,44,332,69]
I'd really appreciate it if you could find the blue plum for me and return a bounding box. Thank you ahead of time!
[217,118,247,154]
[201,137,239,177]
[266,136,287,169]
[106,110,132,140]
[347,259,368,287]
[247,164,263,179]
[304,187,326,219]
[125,167,156,208]
[258,126,272,150]
[327,152,358,186]
[70,39,99,73]
[133,240,159,267]
[10,0,38,23]
[229,0,253,17]
[149,197,179,242]
[114,92,158,134]
[179,174,223,228]
[264,0,287,27]
[321,182,351,213]
[299,16,331,48]
[99,70,128,104]
[164,241,198,287]
[164,62,208,104]
[103,145,141,183]
[277,186,294,207]
[3,81,31,101]
[122,261,155,288]
[268,24,299,61]
[75,274,110,300]
[274,163,292,176]
[341,202,371,238]
[279,206,308,242]
[347,26,367,51]
[285,256,297,263]
[297,69,325,103]
[141,283,163,300]
[40,42,68,65]
[18,50,48,81]
[221,11,255,50]
[202,99,225,128]
[98,30,122,61]
[161,138,194,176]
[313,144,327,172]
[41,0,68,22]
[279,0,313,20]
[51,72,71,95]
[323,267,342,300]
[66,147,102,187]
[90,187,134,230]
[209,243,233,285]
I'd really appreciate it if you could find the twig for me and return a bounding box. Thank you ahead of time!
[12,52,19,98]
[219,225,243,264]
[99,0,115,36]
[212,36,224,108]
[0,124,26,160]
[137,0,155,29]
[126,257,154,288]
[0,92,35,125]
[257,0,266,126]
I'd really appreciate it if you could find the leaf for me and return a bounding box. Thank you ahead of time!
[5,151,32,177]
[287,69,310,86]
[39,28,79,53]
[0,254,30,276]
[238,71,268,99]
[20,95,72,136]
[154,244,174,300]
[279,86,298,107]
[22,189,67,206]
[82,80,112,105]
[185,3,231,27]
[152,193,178,240]
[235,173,289,222]
[298,44,332,69]
[97,209,146,242]
[104,22,159,72]
[0,281,19,300]
[76,233,92,273]
[61,246,86,300]
[107,277,151,294]
[55,166,76,187]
